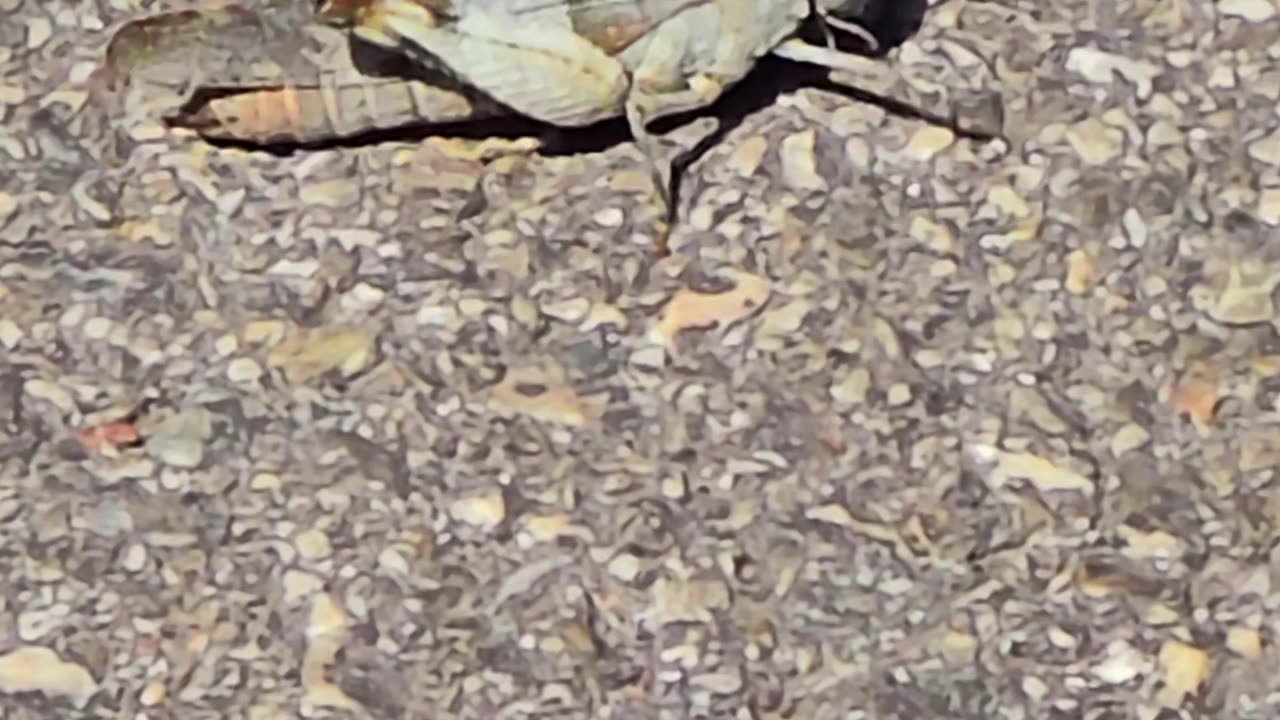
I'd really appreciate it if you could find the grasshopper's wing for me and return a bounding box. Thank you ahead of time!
[359,0,710,126]
[359,0,618,125]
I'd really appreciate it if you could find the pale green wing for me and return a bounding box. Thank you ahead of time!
[372,0,631,125]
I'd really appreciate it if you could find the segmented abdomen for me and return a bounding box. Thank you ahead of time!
[175,74,483,143]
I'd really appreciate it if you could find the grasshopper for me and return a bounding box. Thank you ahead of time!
[97,1,1000,250]
[91,3,533,147]
[317,0,1000,242]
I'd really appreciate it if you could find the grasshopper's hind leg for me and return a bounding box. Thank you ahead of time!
[624,77,726,255]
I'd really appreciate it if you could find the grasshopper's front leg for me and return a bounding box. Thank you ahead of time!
[617,10,731,241]
[613,0,783,250]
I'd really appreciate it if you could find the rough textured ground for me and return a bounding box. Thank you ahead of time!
[3,0,1280,717]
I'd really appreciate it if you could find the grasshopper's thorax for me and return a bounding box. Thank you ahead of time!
[748,0,813,55]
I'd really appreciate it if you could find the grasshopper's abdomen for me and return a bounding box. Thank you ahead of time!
[174,75,482,144]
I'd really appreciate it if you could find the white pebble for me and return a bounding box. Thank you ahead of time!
[1219,0,1277,22]
[346,282,386,306]
[294,528,332,560]
[0,190,16,221]
[226,357,262,383]
[449,492,505,529]
[377,546,409,575]
[23,379,75,414]
[214,333,239,356]
[887,383,913,407]
[607,553,640,582]
[121,543,148,572]
[25,16,52,49]
[59,303,86,328]
[82,316,112,340]
[0,320,23,349]
[593,208,625,227]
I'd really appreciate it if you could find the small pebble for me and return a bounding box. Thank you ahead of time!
[0,87,25,108]
[1110,423,1151,456]
[139,681,166,707]
[283,570,323,604]
[25,16,52,48]
[592,208,624,227]
[121,543,148,573]
[0,320,23,349]
[1219,0,1277,22]
[251,472,282,491]
[227,357,263,383]
[294,528,333,560]
[449,492,505,529]
[904,126,956,161]
[82,316,112,340]
[377,546,409,575]
[887,383,913,407]
[214,333,239,356]
[1226,627,1263,660]
[24,379,75,414]
[607,553,640,582]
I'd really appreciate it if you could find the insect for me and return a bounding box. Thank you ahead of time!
[96,1,1001,251]
[316,0,1001,249]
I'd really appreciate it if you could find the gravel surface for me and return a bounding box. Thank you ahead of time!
[3,0,1280,718]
